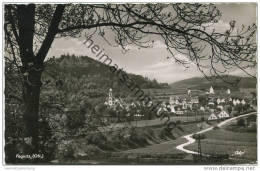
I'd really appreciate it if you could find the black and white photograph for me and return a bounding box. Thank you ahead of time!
[1,0,258,167]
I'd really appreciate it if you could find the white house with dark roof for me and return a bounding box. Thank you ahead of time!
[233,99,237,106]
[208,113,218,120]
[200,106,205,111]
[218,110,229,119]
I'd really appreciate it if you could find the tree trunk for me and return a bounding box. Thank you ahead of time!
[17,4,41,152]
[23,70,42,152]
[14,4,64,155]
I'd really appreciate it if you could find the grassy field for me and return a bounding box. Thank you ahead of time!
[119,121,212,155]
[121,137,187,154]
[185,118,257,163]
[99,114,211,132]
[55,121,213,164]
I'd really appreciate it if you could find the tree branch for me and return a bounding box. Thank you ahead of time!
[36,4,65,65]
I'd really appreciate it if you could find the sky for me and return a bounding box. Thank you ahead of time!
[46,3,257,84]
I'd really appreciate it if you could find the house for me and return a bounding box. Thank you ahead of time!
[208,101,214,105]
[241,99,246,105]
[191,96,199,104]
[169,96,175,105]
[217,105,224,110]
[136,101,141,106]
[188,89,191,96]
[157,106,168,116]
[200,106,205,111]
[114,99,124,108]
[134,113,144,117]
[165,103,173,112]
[208,97,215,106]
[182,99,187,109]
[169,105,176,113]
[187,103,193,110]
[162,102,166,108]
[217,98,221,104]
[218,110,229,119]
[233,99,237,106]
[169,96,180,105]
[226,89,231,94]
[176,110,184,115]
[131,102,136,107]
[208,113,218,120]
[175,99,180,105]
[175,107,184,115]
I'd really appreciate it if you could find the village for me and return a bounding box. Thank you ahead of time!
[103,86,255,124]
[3,2,257,166]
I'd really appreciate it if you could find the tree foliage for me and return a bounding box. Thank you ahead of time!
[5,4,256,78]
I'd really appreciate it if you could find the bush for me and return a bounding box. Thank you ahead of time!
[82,144,104,157]
[176,120,182,124]
[129,128,149,147]
[57,140,76,161]
[237,118,245,127]
[246,123,257,133]
[159,128,169,140]
[192,134,206,139]
[213,126,220,130]
[85,131,109,150]
[66,111,86,131]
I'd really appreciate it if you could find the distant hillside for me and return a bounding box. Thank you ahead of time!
[170,76,257,91]
[43,55,168,98]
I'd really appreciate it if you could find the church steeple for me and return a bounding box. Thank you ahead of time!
[187,89,191,96]
[108,88,113,106]
[209,86,214,94]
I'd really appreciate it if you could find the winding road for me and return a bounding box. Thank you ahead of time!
[176,112,257,154]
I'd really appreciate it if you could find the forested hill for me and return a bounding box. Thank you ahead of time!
[43,55,168,98]
[170,76,257,90]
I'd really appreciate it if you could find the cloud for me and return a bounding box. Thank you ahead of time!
[202,20,231,33]
[46,36,203,84]
[152,40,167,48]
[47,38,98,60]
[129,59,200,83]
[147,61,174,69]
[124,40,167,51]
[174,53,196,66]
[229,68,257,77]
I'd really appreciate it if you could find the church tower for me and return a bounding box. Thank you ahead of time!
[108,88,114,106]
[209,86,214,94]
[187,89,191,97]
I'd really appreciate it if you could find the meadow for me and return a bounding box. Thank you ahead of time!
[185,116,257,163]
